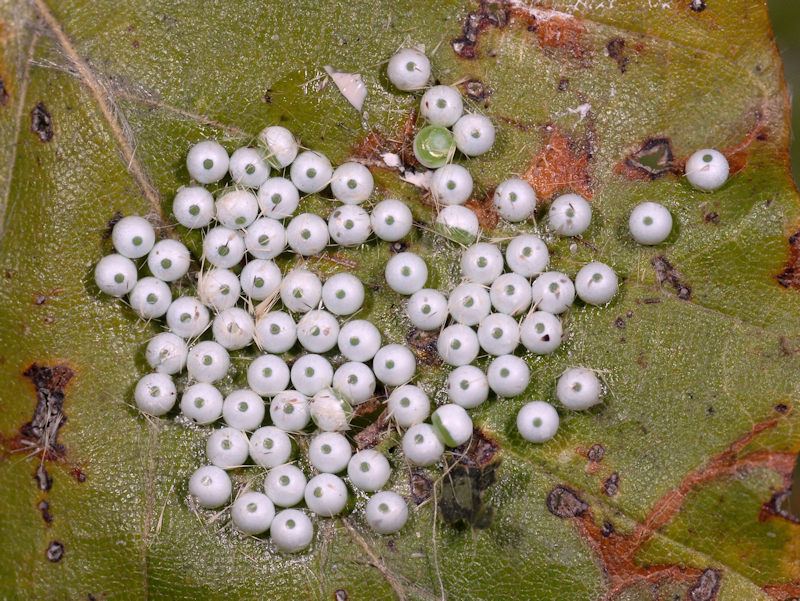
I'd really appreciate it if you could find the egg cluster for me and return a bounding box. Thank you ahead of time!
[94,46,731,554]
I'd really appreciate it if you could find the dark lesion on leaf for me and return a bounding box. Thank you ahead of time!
[546,485,588,518]
[776,229,800,289]
[689,0,707,12]
[0,74,9,107]
[606,37,629,73]
[651,255,691,300]
[460,79,491,106]
[21,363,74,459]
[451,0,510,59]
[38,499,53,524]
[46,540,64,562]
[35,463,53,491]
[31,101,54,142]
[616,138,677,180]
[689,568,721,601]
[604,472,620,496]
[438,428,501,529]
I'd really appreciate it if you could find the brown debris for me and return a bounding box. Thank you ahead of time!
[353,408,390,450]
[651,255,691,300]
[689,569,721,601]
[46,540,64,562]
[523,127,593,201]
[546,485,588,518]
[21,363,74,459]
[606,38,629,73]
[30,101,54,142]
[763,582,800,600]
[406,328,442,367]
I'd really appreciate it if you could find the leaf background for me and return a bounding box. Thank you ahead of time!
[0,1,798,600]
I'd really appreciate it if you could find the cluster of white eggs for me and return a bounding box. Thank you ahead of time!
[94,45,732,554]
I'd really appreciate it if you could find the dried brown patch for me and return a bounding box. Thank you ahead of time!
[409,470,432,504]
[31,101,54,142]
[533,14,589,63]
[615,138,676,181]
[21,363,74,459]
[523,127,592,200]
[350,110,419,170]
[763,582,800,600]
[464,193,499,230]
[451,1,510,59]
[651,255,691,300]
[353,407,389,450]
[453,428,500,470]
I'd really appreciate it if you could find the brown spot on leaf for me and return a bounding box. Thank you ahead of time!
[451,0,510,59]
[777,229,800,289]
[21,363,74,459]
[604,472,620,496]
[557,78,569,91]
[461,79,491,105]
[464,193,499,231]
[71,467,87,483]
[523,127,592,201]
[601,520,615,537]
[31,101,54,142]
[350,110,419,170]
[409,470,432,505]
[703,211,720,224]
[546,485,588,518]
[46,540,64,562]
[615,138,676,181]
[689,569,721,601]
[532,14,589,64]
[606,37,629,73]
[651,255,691,300]
[38,499,53,524]
[406,328,442,366]
[587,444,605,463]
[0,74,9,106]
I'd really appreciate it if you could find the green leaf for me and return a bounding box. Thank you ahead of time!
[1,1,798,600]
